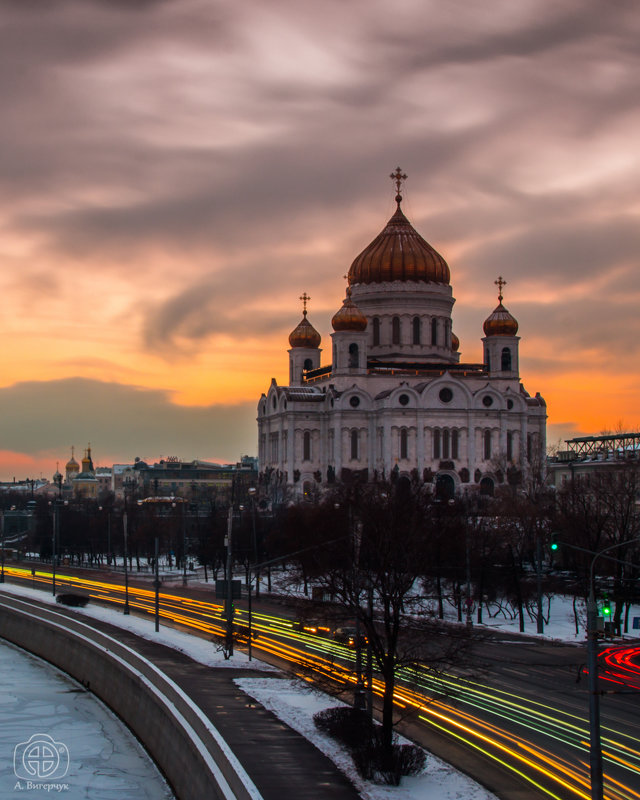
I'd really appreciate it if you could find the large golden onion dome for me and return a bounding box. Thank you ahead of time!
[348,191,450,285]
[289,310,321,348]
[483,277,519,336]
[332,287,367,331]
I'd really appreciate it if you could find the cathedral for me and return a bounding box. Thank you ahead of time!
[258,170,547,499]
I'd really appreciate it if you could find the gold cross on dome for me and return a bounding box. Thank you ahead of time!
[495,276,506,301]
[390,167,407,198]
[299,292,310,314]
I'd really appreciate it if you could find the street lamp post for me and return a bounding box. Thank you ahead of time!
[585,540,636,800]
[182,503,187,586]
[536,530,544,634]
[123,512,130,615]
[51,501,58,597]
[225,505,234,656]
[0,509,5,583]
[248,487,259,597]
[553,534,640,800]
[154,536,160,632]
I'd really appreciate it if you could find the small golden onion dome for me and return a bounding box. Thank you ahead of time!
[348,201,450,286]
[288,311,321,348]
[66,454,79,472]
[332,287,367,332]
[483,302,519,336]
[451,331,460,351]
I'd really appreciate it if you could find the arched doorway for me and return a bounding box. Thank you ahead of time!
[435,473,455,501]
[479,477,494,496]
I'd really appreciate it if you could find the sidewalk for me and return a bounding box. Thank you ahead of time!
[75,613,361,800]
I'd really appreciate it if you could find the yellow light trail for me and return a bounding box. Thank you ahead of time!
[4,566,639,800]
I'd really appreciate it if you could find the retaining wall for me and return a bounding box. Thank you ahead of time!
[0,594,261,800]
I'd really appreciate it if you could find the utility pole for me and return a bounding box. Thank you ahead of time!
[154,537,160,632]
[123,512,130,615]
[536,530,544,634]
[225,505,234,656]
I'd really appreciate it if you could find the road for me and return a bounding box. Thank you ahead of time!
[3,563,640,800]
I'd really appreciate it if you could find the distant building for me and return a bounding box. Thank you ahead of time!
[132,456,258,503]
[548,432,640,489]
[258,170,547,500]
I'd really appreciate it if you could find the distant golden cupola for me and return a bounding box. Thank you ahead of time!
[483,277,519,336]
[451,331,460,351]
[65,447,79,475]
[289,292,321,348]
[332,286,367,331]
[348,168,450,286]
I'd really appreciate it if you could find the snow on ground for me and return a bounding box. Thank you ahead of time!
[2,577,638,800]
[0,581,275,670]
[234,676,496,800]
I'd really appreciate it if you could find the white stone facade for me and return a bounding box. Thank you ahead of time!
[258,185,546,499]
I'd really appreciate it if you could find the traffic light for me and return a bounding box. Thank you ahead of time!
[550,532,560,551]
[601,595,611,616]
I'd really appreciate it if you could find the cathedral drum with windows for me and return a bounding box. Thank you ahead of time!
[258,169,546,499]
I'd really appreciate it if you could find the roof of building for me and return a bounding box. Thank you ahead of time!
[348,199,450,286]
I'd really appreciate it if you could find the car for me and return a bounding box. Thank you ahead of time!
[333,626,367,647]
[293,618,332,637]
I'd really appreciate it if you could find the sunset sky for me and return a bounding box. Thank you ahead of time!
[1,0,638,481]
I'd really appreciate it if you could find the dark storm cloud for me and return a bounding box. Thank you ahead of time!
[0,378,256,459]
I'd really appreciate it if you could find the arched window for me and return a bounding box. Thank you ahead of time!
[433,429,441,459]
[400,428,408,460]
[527,434,533,463]
[392,316,401,345]
[506,431,513,461]
[485,348,491,372]
[412,316,421,345]
[483,430,492,461]
[351,429,359,460]
[372,317,380,346]
[501,347,512,372]
[442,428,450,459]
[303,431,311,461]
[348,342,359,368]
[431,318,438,345]
[451,429,459,460]
[303,358,313,371]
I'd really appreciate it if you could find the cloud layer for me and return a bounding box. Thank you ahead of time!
[0,0,638,478]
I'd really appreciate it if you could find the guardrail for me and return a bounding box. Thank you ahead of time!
[0,594,263,800]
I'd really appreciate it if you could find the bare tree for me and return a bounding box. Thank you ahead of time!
[279,478,473,769]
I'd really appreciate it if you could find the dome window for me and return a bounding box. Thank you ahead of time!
[372,317,380,346]
[398,394,410,406]
[507,399,514,410]
[392,316,401,345]
[482,395,494,407]
[348,343,359,368]
[349,396,360,408]
[412,317,421,345]
[439,388,453,403]
[431,318,438,345]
